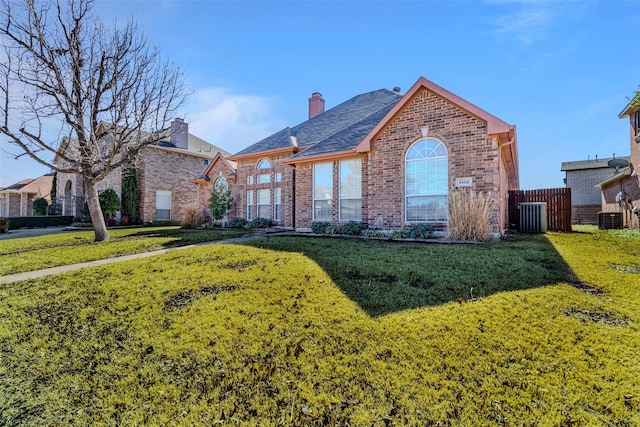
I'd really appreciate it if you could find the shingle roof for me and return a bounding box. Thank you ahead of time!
[232,89,402,158]
[561,156,630,171]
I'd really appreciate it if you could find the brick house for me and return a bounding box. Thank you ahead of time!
[55,119,229,223]
[195,77,519,234]
[561,156,630,224]
[0,173,55,217]
[596,99,640,229]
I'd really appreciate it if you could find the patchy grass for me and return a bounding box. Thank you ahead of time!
[244,234,573,316]
[0,227,250,275]
[0,230,638,425]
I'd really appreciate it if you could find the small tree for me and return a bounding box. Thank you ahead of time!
[32,197,49,215]
[121,167,139,224]
[209,178,232,222]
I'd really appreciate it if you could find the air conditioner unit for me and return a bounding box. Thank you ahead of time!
[598,212,623,230]
[518,202,547,233]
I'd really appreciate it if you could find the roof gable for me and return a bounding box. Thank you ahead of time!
[357,77,513,153]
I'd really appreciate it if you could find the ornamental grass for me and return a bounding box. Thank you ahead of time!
[0,227,638,425]
[446,188,495,242]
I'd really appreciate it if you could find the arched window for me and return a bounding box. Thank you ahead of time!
[257,159,271,169]
[214,176,228,192]
[257,159,271,184]
[405,138,448,222]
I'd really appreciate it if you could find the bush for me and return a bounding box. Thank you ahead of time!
[99,189,121,216]
[228,218,248,229]
[32,197,49,215]
[5,216,74,230]
[0,217,8,233]
[390,229,408,239]
[181,206,205,229]
[46,202,62,216]
[364,229,387,238]
[311,221,331,234]
[339,221,363,236]
[249,217,272,228]
[447,188,494,242]
[407,223,435,239]
[326,225,339,235]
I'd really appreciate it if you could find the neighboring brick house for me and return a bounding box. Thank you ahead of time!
[0,173,55,217]
[196,77,519,235]
[596,99,640,229]
[55,119,229,223]
[561,156,630,224]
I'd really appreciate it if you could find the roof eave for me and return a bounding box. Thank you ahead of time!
[595,167,632,188]
[228,146,298,162]
[283,149,358,165]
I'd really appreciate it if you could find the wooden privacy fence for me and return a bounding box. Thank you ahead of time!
[508,188,572,232]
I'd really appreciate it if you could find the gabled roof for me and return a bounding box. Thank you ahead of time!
[230,89,402,160]
[191,152,238,185]
[0,173,55,196]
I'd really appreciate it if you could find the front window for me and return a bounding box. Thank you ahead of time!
[257,173,270,184]
[405,138,448,222]
[258,159,271,169]
[313,162,333,221]
[156,190,171,220]
[274,187,282,221]
[339,158,362,221]
[257,189,270,219]
[246,190,253,220]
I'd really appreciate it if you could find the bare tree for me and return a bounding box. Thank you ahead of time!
[0,0,187,241]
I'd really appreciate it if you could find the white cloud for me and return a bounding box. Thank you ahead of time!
[494,3,555,45]
[184,87,286,155]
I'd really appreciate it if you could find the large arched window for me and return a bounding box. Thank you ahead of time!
[214,176,228,192]
[405,138,448,222]
[257,159,271,169]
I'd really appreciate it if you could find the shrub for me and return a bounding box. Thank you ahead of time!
[228,218,248,228]
[209,183,232,221]
[0,217,8,233]
[121,167,139,224]
[99,189,121,216]
[364,229,387,238]
[339,221,364,236]
[32,197,49,215]
[311,221,331,234]
[447,188,494,242]
[390,229,408,239]
[249,217,272,228]
[46,202,62,216]
[326,225,340,235]
[181,206,205,229]
[5,216,74,230]
[407,223,435,239]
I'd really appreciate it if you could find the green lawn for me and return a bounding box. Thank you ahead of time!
[0,226,250,275]
[0,227,638,425]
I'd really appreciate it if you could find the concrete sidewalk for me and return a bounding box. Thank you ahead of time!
[0,234,264,284]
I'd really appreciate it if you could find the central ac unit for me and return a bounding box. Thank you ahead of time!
[598,212,623,230]
[518,202,547,233]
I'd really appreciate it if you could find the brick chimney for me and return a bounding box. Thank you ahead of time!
[170,118,188,150]
[308,92,325,119]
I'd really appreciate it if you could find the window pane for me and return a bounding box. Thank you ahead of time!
[257,174,270,184]
[274,188,281,221]
[257,189,270,219]
[247,176,254,185]
[340,199,362,221]
[275,173,282,183]
[156,191,171,220]
[258,159,271,169]
[246,190,253,220]
[314,200,332,221]
[339,159,362,198]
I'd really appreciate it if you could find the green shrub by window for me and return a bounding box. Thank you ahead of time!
[249,217,272,228]
[363,229,387,238]
[339,221,364,236]
[209,186,232,221]
[0,217,8,233]
[32,197,49,216]
[228,218,248,228]
[311,221,331,234]
[407,223,434,239]
[390,229,408,238]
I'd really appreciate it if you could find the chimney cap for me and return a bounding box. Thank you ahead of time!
[393,87,401,93]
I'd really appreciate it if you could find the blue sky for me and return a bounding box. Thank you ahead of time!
[1,0,639,190]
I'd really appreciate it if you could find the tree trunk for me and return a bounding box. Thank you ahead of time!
[84,177,109,242]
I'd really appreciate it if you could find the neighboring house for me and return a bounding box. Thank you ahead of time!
[55,119,229,223]
[596,100,640,229]
[0,173,55,217]
[561,156,630,224]
[195,77,519,235]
